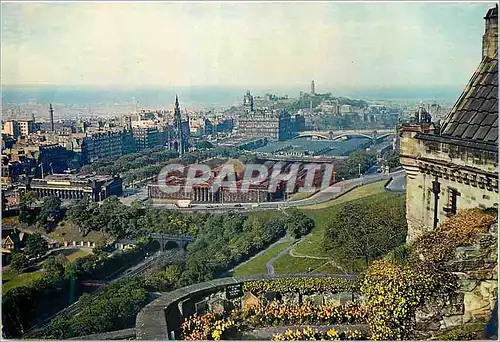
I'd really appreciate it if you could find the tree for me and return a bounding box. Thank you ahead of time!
[382,150,401,170]
[10,252,28,273]
[43,255,69,280]
[24,233,48,260]
[323,194,407,268]
[285,209,315,239]
[38,196,62,225]
[21,191,38,209]
[19,191,39,224]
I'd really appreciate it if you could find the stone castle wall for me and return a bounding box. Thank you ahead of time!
[399,126,498,242]
[415,221,498,338]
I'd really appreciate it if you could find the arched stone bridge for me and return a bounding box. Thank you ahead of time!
[150,234,195,251]
[293,129,396,141]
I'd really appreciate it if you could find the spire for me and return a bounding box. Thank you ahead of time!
[174,95,184,156]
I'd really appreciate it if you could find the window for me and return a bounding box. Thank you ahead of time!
[426,188,432,210]
[444,188,460,216]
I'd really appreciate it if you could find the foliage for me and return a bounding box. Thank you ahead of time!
[243,277,355,295]
[179,212,286,284]
[37,196,62,225]
[65,197,205,239]
[181,302,366,340]
[272,327,366,341]
[285,209,315,239]
[2,273,66,337]
[181,312,239,340]
[335,149,378,180]
[43,254,71,280]
[18,191,38,224]
[144,264,183,291]
[412,208,495,266]
[24,233,48,260]
[71,245,145,280]
[243,301,366,327]
[360,208,495,340]
[9,252,29,273]
[30,277,149,339]
[382,150,401,170]
[433,323,485,341]
[361,259,445,340]
[323,194,407,267]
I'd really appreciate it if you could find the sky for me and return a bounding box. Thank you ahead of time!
[1,1,496,90]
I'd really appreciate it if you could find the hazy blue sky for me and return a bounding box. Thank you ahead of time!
[1,2,495,90]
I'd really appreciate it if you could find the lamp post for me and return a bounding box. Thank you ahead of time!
[358,163,361,178]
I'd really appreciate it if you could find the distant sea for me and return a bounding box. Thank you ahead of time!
[1,85,462,108]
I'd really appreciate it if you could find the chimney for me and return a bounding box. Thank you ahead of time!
[482,5,498,59]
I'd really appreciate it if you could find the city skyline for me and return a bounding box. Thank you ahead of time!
[1,2,495,90]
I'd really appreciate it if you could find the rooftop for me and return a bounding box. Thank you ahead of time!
[439,55,498,149]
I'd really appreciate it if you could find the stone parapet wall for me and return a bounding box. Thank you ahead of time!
[415,221,498,338]
[68,328,136,340]
[135,273,355,340]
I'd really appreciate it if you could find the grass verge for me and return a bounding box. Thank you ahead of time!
[232,240,294,276]
[2,268,43,293]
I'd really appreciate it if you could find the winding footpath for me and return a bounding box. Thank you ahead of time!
[264,173,405,275]
[266,239,301,275]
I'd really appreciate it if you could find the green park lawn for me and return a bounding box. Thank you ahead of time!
[49,248,92,262]
[288,190,317,201]
[271,181,398,273]
[292,181,388,259]
[49,221,112,245]
[299,181,387,210]
[232,240,294,276]
[273,255,326,274]
[3,248,92,293]
[2,268,44,293]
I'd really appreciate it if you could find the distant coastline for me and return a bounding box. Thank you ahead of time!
[1,85,461,107]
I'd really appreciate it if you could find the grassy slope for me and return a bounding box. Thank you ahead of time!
[232,240,294,276]
[2,268,44,293]
[294,181,388,258]
[288,191,317,201]
[273,257,326,274]
[273,181,397,274]
[3,248,91,293]
[49,221,112,245]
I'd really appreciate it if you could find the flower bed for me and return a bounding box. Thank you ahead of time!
[181,301,366,340]
[272,327,365,340]
[243,277,356,295]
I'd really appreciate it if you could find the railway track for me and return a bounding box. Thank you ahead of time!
[24,252,161,334]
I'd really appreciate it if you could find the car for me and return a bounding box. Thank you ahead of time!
[234,204,242,207]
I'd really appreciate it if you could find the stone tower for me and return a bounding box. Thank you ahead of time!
[311,80,315,95]
[174,95,185,156]
[482,4,498,59]
[49,103,54,132]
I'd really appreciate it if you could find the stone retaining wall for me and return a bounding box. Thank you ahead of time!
[415,221,498,338]
[68,328,136,340]
[135,273,356,340]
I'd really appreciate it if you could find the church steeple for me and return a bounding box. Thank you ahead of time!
[174,95,185,156]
